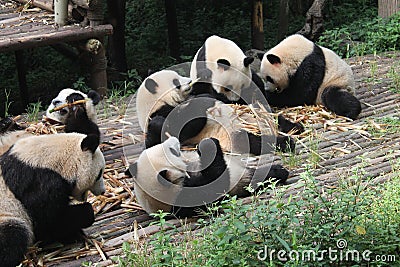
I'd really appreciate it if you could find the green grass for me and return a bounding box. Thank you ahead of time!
[25,101,43,123]
[387,63,400,94]
[366,116,400,138]
[111,163,400,267]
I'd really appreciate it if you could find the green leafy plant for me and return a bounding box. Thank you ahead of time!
[25,101,42,123]
[117,163,400,266]
[3,89,13,117]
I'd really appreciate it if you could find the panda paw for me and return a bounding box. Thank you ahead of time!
[278,115,304,134]
[267,164,289,183]
[197,138,221,157]
[0,117,25,133]
[276,135,295,153]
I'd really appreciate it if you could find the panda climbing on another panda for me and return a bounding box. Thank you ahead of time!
[136,69,298,153]
[128,136,288,218]
[0,88,101,156]
[0,133,106,267]
[259,34,362,120]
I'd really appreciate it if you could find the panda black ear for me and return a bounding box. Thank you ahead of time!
[145,78,159,94]
[87,90,101,105]
[81,134,100,153]
[267,54,281,65]
[217,59,231,70]
[127,162,137,178]
[257,52,265,61]
[244,56,254,67]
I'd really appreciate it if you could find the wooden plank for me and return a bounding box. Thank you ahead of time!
[0,24,113,52]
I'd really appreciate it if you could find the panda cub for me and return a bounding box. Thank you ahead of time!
[259,34,361,120]
[190,35,256,102]
[129,136,288,218]
[0,133,105,267]
[0,88,101,156]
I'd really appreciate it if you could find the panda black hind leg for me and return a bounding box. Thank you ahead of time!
[0,219,30,267]
[321,86,362,120]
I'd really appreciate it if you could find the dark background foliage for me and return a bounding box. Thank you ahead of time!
[1,0,399,116]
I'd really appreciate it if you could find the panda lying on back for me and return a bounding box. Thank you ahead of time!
[0,133,105,267]
[259,34,361,120]
[128,136,288,218]
[0,88,100,156]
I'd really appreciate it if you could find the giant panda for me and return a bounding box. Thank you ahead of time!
[190,35,257,102]
[0,88,101,156]
[259,34,361,120]
[0,133,105,267]
[128,136,288,218]
[136,70,193,132]
[46,88,100,124]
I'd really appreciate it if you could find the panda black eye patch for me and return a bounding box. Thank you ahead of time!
[172,78,181,89]
[266,76,275,84]
[96,169,103,181]
[169,147,181,157]
[217,59,231,70]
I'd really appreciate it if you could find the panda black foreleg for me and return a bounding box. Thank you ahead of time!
[321,86,362,120]
[145,115,165,148]
[52,202,95,242]
[0,219,30,267]
[183,138,228,187]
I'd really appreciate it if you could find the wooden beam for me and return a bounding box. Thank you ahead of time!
[14,0,53,12]
[15,50,29,108]
[0,24,113,53]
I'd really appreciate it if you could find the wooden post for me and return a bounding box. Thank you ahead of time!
[87,0,107,97]
[165,0,181,61]
[278,0,289,40]
[107,0,127,75]
[251,0,264,50]
[378,0,399,18]
[15,50,29,108]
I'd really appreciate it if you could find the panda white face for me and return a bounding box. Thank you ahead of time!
[260,34,315,93]
[136,70,193,132]
[190,35,254,101]
[46,88,99,124]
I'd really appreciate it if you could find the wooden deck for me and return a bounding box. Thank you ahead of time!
[0,0,112,52]
[24,52,400,266]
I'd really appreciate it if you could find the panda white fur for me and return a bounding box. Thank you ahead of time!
[136,70,192,132]
[259,34,361,120]
[128,137,288,217]
[0,133,105,267]
[190,35,256,102]
[0,88,101,156]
